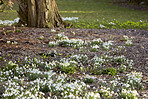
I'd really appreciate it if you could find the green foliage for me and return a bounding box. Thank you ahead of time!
[39,84,50,93]
[1,29,22,34]
[0,56,4,61]
[27,73,48,81]
[5,61,18,71]
[15,29,22,32]
[102,67,117,76]
[118,64,127,73]
[120,89,139,99]
[90,47,98,52]
[92,69,102,75]
[60,65,76,75]
[39,36,44,40]
[5,30,13,33]
[57,62,77,75]
[84,78,95,84]
[70,20,148,29]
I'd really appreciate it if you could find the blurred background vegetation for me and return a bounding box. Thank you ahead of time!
[0,0,147,29]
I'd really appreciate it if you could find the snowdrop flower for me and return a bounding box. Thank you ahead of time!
[92,45,100,49]
[125,40,132,46]
[62,17,78,21]
[51,29,56,33]
[100,86,114,97]
[121,89,139,98]
[100,24,105,28]
[122,83,130,88]
[102,41,113,50]
[12,41,18,45]
[49,41,58,46]
[7,41,11,44]
[60,59,70,67]
[109,22,116,25]
[13,76,19,80]
[85,74,96,79]
[92,38,103,43]
[56,33,69,40]
[0,17,20,26]
[14,18,20,23]
[123,35,129,40]
[88,92,94,97]
[98,78,106,83]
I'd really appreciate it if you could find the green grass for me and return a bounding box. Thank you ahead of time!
[57,0,148,22]
[0,0,148,29]
[0,10,17,20]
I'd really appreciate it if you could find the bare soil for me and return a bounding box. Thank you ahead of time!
[0,27,148,97]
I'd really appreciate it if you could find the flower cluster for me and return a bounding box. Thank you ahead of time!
[100,86,116,98]
[120,89,139,99]
[102,41,113,50]
[91,56,106,68]
[125,40,133,46]
[0,61,89,99]
[49,33,86,48]
[84,74,96,84]
[55,33,68,40]
[0,18,19,26]
[122,35,133,46]
[90,38,102,51]
[100,71,142,98]
[0,17,78,26]
[49,34,115,51]
[126,71,143,89]
[0,33,145,98]
[62,17,78,21]
[70,54,88,64]
[100,24,105,28]
[84,92,100,99]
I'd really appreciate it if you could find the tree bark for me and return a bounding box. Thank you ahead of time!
[16,0,64,28]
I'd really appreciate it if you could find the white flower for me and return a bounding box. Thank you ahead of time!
[62,17,78,21]
[123,35,129,40]
[103,41,113,50]
[51,29,56,33]
[92,38,103,44]
[109,22,116,25]
[14,18,20,23]
[0,18,20,26]
[92,45,100,49]
[100,24,105,28]
[14,76,19,80]
[121,89,139,98]
[122,83,130,88]
[85,74,96,79]
[6,41,11,44]
[125,40,132,46]
[49,41,58,46]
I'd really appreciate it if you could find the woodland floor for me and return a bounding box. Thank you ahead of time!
[0,27,148,97]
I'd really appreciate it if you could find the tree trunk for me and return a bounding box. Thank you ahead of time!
[16,0,64,28]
